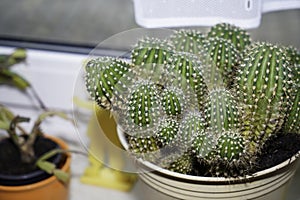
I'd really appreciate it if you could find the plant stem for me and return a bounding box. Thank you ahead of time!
[27,86,48,111]
[8,116,36,163]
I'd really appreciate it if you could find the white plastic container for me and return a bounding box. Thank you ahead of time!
[132,0,300,29]
[117,126,300,200]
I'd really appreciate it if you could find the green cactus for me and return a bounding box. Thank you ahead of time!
[201,37,240,88]
[160,86,197,117]
[236,42,293,144]
[85,57,132,109]
[207,23,251,52]
[167,152,194,175]
[127,118,178,154]
[209,130,249,177]
[156,118,179,147]
[127,134,159,154]
[282,64,300,133]
[123,82,162,132]
[191,129,216,160]
[204,88,241,132]
[285,46,300,65]
[161,87,182,116]
[85,27,300,178]
[179,112,207,146]
[167,53,208,108]
[169,29,206,54]
[131,37,174,66]
[281,46,300,133]
[215,131,246,162]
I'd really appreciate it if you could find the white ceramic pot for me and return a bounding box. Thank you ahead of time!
[117,126,300,200]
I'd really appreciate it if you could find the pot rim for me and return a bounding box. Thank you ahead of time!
[0,136,63,182]
[117,125,300,184]
[0,135,71,191]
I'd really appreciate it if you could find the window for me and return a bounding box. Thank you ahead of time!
[0,0,299,52]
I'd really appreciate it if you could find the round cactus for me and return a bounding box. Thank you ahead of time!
[85,57,132,109]
[207,23,251,52]
[167,152,194,175]
[169,29,206,54]
[161,87,183,117]
[179,112,207,146]
[167,53,208,108]
[209,130,249,177]
[200,37,240,88]
[119,81,163,134]
[160,85,198,118]
[131,37,174,66]
[127,118,179,154]
[204,88,241,132]
[127,134,159,154]
[236,42,293,143]
[156,118,179,148]
[191,129,216,160]
[215,131,246,162]
[128,82,162,129]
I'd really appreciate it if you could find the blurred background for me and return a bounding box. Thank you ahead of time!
[0,0,299,50]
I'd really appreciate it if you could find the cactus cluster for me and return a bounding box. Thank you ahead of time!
[85,23,300,178]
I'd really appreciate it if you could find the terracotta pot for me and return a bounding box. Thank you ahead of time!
[117,126,300,200]
[0,136,71,200]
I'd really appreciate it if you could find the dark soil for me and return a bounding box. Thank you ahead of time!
[252,132,300,172]
[191,131,300,177]
[0,136,63,176]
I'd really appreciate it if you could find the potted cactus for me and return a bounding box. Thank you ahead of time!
[0,106,72,200]
[84,23,300,199]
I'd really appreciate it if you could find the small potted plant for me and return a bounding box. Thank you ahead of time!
[0,105,72,200]
[84,23,300,199]
[0,48,47,110]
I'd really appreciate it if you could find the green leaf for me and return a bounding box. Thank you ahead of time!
[0,69,30,90]
[36,149,63,162]
[35,149,72,184]
[0,48,26,68]
[37,111,70,122]
[31,111,72,135]
[10,48,26,64]
[0,105,15,131]
[53,169,70,183]
[36,160,56,174]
